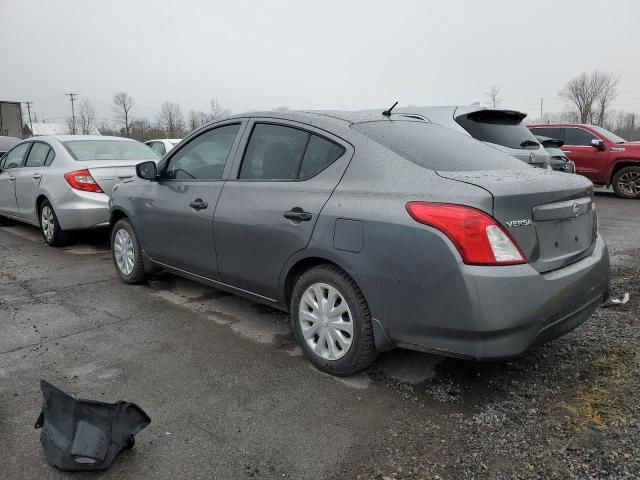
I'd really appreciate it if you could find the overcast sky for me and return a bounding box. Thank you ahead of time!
[2,0,639,125]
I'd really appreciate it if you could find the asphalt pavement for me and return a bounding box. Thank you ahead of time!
[0,190,638,479]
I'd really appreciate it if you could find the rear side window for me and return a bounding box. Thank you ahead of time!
[564,128,597,146]
[149,142,166,156]
[25,142,54,167]
[455,110,540,149]
[352,121,526,172]
[239,123,345,180]
[530,127,564,142]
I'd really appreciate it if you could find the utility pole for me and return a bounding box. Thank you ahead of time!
[23,101,34,132]
[540,98,543,120]
[65,93,78,134]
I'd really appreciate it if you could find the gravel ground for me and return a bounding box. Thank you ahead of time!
[337,252,640,479]
[1,192,638,480]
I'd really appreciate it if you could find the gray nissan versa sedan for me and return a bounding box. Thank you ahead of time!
[108,111,610,375]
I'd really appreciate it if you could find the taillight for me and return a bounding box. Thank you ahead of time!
[64,169,103,193]
[406,202,526,266]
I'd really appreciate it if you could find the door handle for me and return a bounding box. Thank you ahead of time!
[32,173,42,180]
[8,175,15,182]
[284,207,312,222]
[189,199,208,211]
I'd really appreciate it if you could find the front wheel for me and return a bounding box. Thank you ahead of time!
[290,265,378,376]
[612,166,640,199]
[40,200,72,246]
[111,218,150,284]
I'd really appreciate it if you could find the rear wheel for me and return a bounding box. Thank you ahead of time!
[612,166,640,199]
[39,200,72,246]
[111,218,150,284]
[290,265,378,376]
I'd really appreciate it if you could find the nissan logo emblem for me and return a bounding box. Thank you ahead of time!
[572,203,580,217]
[528,152,536,162]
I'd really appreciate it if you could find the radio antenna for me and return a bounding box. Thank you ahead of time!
[382,101,398,117]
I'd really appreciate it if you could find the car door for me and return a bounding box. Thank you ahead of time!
[14,141,55,222]
[562,127,608,183]
[139,122,245,279]
[213,120,352,300]
[0,142,31,216]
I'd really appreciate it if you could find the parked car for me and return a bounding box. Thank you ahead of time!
[395,105,551,169]
[0,135,160,245]
[145,139,181,156]
[0,136,19,156]
[529,123,640,199]
[535,135,575,173]
[109,111,609,375]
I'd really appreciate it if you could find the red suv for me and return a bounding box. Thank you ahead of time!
[529,123,640,199]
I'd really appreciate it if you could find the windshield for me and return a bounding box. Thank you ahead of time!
[591,126,627,144]
[351,121,527,171]
[455,110,540,150]
[63,140,160,161]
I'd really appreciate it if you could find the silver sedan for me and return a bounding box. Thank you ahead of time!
[0,135,159,246]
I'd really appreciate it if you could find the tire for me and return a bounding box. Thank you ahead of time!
[290,264,378,376]
[111,218,150,284]
[39,200,72,246]
[612,166,640,199]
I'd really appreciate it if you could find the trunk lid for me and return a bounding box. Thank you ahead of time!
[437,169,597,273]
[84,160,153,195]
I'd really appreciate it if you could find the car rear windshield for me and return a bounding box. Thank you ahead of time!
[351,121,526,171]
[63,140,160,161]
[455,110,540,150]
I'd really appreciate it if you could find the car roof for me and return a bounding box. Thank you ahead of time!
[528,123,597,128]
[32,135,140,142]
[146,138,182,142]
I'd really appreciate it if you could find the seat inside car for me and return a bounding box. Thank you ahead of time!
[262,142,297,179]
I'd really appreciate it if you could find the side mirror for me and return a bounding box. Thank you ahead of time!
[136,161,157,181]
[591,139,606,151]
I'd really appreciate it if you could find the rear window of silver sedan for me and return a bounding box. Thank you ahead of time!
[63,140,160,161]
[351,121,527,171]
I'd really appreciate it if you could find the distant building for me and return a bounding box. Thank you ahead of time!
[23,122,101,136]
[0,101,24,138]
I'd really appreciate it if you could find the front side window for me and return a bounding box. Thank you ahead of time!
[592,126,626,144]
[25,142,54,167]
[239,123,345,180]
[3,143,30,169]
[64,140,160,161]
[165,123,240,180]
[149,142,166,156]
[564,128,597,146]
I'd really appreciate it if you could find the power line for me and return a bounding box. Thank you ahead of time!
[23,101,34,131]
[65,93,78,134]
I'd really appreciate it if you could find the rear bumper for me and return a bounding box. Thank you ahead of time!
[54,190,110,230]
[380,236,610,359]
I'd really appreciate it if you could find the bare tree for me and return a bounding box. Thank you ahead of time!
[187,110,208,131]
[65,116,78,135]
[156,102,186,137]
[78,99,96,134]
[129,118,153,141]
[207,98,231,122]
[594,75,619,126]
[484,85,502,108]
[560,71,619,124]
[112,91,135,136]
[273,105,290,112]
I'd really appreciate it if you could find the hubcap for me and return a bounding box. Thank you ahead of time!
[41,206,54,241]
[299,283,353,361]
[618,171,640,196]
[113,229,135,276]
